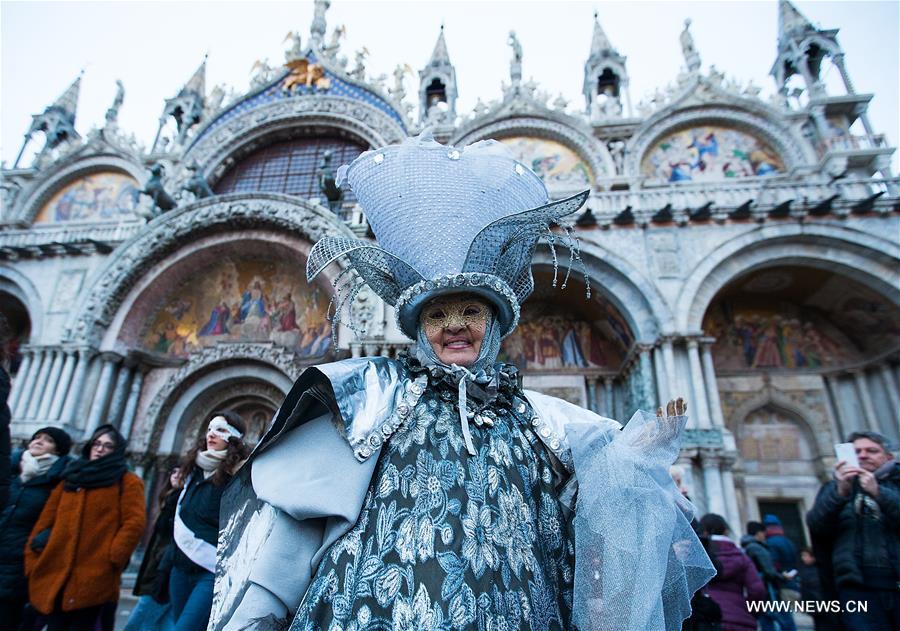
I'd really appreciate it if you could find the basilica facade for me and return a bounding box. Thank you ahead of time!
[2,0,898,547]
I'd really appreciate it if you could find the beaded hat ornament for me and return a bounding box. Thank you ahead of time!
[306,130,590,342]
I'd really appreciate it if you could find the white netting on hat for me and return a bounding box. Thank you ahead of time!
[306,235,423,305]
[464,190,590,303]
[338,132,550,281]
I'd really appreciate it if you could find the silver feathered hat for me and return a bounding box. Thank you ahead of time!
[306,131,590,341]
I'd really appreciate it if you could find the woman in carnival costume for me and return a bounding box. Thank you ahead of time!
[211,132,715,631]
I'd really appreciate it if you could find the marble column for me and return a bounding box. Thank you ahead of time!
[638,347,656,411]
[15,348,44,419]
[119,369,145,440]
[700,339,726,428]
[85,354,120,437]
[107,364,133,428]
[25,349,54,419]
[720,463,742,534]
[603,377,614,419]
[686,339,711,429]
[47,349,77,421]
[701,453,726,517]
[852,370,881,434]
[36,350,65,421]
[61,350,92,427]
[878,365,900,436]
[652,346,667,409]
[8,349,34,413]
[661,338,677,404]
[822,374,846,443]
[586,378,599,414]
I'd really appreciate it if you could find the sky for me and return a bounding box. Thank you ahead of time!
[1,0,898,170]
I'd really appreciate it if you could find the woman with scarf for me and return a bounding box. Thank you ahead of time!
[0,427,72,630]
[24,424,145,630]
[212,133,714,631]
[170,412,249,631]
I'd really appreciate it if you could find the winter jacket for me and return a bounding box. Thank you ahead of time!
[134,489,179,602]
[0,450,70,600]
[705,536,767,631]
[764,526,798,574]
[24,470,146,613]
[807,463,900,590]
[739,535,783,597]
[173,467,229,573]
[0,367,11,509]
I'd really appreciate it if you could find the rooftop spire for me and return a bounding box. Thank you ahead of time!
[181,55,207,97]
[778,0,815,39]
[589,10,613,56]
[430,24,450,64]
[52,72,83,117]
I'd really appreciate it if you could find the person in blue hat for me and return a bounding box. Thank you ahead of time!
[210,133,715,631]
[762,514,800,595]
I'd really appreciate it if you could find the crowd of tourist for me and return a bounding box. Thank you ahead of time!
[685,429,900,631]
[0,305,894,630]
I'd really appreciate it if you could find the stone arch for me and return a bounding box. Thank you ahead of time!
[65,193,355,346]
[137,346,299,456]
[729,387,830,478]
[532,240,669,344]
[0,265,43,341]
[15,154,148,225]
[182,96,408,180]
[451,116,613,187]
[677,224,900,333]
[626,104,814,179]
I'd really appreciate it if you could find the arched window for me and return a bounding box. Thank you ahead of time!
[214,136,366,198]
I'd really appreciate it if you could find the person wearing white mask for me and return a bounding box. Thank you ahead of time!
[170,411,249,631]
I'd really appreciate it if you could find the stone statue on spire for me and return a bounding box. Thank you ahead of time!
[680,19,701,72]
[104,80,125,127]
[508,31,523,84]
[310,0,330,49]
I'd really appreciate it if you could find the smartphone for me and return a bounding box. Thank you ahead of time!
[835,442,860,468]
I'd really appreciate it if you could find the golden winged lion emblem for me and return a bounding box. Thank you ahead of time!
[283,59,331,91]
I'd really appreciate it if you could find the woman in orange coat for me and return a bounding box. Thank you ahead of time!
[25,424,146,631]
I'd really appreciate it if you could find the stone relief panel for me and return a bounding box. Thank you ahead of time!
[141,255,332,360]
[33,172,141,223]
[499,136,592,194]
[738,406,816,476]
[49,269,86,314]
[641,125,784,183]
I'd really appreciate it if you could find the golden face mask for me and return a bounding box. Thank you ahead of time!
[420,298,490,334]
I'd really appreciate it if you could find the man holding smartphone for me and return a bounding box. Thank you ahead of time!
[807,431,900,631]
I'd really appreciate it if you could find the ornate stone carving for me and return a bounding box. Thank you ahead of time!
[626,104,812,178]
[137,341,308,453]
[452,116,612,184]
[183,95,408,174]
[66,194,354,345]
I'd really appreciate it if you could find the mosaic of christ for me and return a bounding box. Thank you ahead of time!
[141,256,331,359]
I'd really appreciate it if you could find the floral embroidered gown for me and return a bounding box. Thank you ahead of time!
[291,362,575,631]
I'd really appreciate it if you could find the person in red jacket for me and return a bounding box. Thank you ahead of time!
[24,424,146,631]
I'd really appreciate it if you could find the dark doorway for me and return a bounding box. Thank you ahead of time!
[758,500,808,549]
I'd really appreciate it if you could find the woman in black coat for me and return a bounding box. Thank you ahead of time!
[0,427,72,629]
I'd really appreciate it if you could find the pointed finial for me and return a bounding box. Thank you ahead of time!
[590,10,613,55]
[183,56,207,96]
[779,0,815,38]
[430,23,451,64]
[52,71,83,115]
